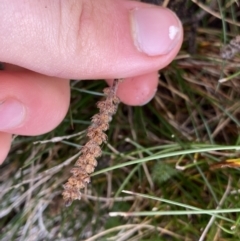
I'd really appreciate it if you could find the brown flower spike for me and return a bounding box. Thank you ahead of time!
[62,79,120,206]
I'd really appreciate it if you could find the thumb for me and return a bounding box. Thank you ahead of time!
[0,0,182,79]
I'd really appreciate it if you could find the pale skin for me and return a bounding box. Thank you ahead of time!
[0,0,183,163]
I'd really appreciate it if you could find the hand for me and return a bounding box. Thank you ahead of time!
[0,0,183,163]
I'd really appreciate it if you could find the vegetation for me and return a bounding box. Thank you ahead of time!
[1,0,240,240]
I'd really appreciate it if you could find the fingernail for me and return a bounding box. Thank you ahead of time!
[0,99,26,130]
[131,7,181,56]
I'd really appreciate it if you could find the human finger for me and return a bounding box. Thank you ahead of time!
[106,72,159,106]
[0,69,70,135]
[0,0,183,79]
[0,132,11,164]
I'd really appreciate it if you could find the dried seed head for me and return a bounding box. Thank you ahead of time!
[91,113,111,125]
[67,176,85,189]
[85,164,95,174]
[86,127,108,144]
[106,105,118,115]
[62,79,120,206]
[96,100,108,111]
[70,166,83,176]
[98,122,109,131]
[82,175,91,184]
[75,156,98,167]
[80,142,102,158]
[103,87,111,95]
[62,185,81,206]
[87,126,102,136]
[84,141,102,157]
[63,182,73,190]
[92,134,108,145]
[113,96,120,105]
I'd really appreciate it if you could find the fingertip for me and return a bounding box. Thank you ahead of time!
[0,132,12,165]
[0,70,70,135]
[106,72,158,106]
[0,0,182,79]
